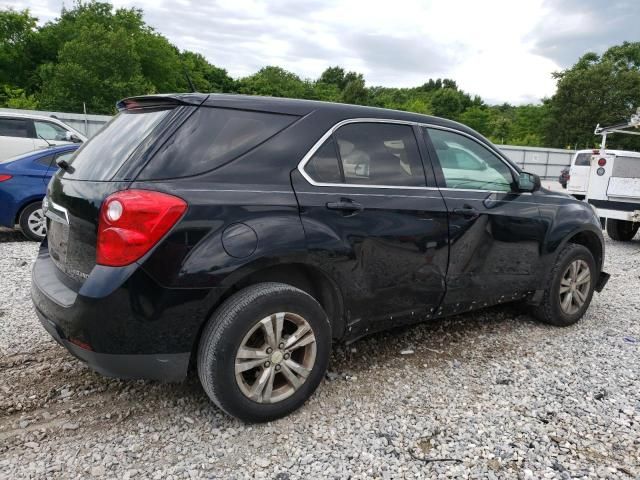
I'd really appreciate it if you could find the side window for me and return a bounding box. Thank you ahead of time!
[305,138,342,184]
[335,123,425,186]
[34,121,69,141]
[35,154,55,167]
[426,128,513,191]
[0,118,30,138]
[574,153,591,166]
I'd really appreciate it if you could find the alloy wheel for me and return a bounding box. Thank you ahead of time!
[559,259,591,315]
[234,312,317,404]
[27,208,46,238]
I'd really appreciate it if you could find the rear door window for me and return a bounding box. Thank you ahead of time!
[0,118,31,138]
[139,107,298,180]
[63,108,172,180]
[303,122,426,187]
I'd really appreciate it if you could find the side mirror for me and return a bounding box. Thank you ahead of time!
[65,132,82,143]
[517,172,541,192]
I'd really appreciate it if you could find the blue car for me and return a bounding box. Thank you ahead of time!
[0,145,79,240]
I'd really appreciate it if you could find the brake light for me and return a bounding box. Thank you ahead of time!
[97,190,187,267]
[0,174,12,182]
[592,149,600,155]
[598,158,607,166]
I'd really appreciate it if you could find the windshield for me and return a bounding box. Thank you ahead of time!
[63,108,172,180]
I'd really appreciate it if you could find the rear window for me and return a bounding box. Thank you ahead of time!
[138,107,297,180]
[0,118,30,138]
[63,108,172,180]
[574,153,591,166]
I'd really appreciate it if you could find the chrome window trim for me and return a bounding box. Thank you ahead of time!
[296,117,520,192]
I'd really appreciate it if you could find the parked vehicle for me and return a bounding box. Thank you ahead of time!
[31,94,609,422]
[587,114,640,241]
[566,148,634,201]
[559,167,570,189]
[0,112,86,162]
[0,144,79,240]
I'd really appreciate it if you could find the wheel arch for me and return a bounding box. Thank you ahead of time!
[15,196,45,225]
[555,226,604,273]
[189,261,346,370]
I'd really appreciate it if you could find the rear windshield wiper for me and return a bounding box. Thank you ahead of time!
[56,158,74,173]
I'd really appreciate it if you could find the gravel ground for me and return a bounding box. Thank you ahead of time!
[0,227,639,479]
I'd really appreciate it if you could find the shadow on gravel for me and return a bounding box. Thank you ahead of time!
[0,227,30,243]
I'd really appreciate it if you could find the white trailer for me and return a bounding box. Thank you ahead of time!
[587,108,640,241]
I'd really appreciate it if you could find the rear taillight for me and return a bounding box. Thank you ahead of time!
[0,174,12,182]
[97,189,187,267]
[598,158,607,166]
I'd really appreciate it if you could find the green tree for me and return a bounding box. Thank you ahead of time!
[544,42,640,149]
[0,8,37,88]
[237,66,313,98]
[38,23,152,113]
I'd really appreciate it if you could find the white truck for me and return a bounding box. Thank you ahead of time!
[586,108,640,241]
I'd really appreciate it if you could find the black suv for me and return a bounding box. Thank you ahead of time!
[32,94,609,422]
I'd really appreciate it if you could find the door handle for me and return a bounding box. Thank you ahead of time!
[326,200,364,213]
[453,205,479,218]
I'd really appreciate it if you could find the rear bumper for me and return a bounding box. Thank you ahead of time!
[35,306,189,381]
[31,243,217,381]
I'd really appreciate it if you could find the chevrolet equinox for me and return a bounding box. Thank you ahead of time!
[31,94,609,422]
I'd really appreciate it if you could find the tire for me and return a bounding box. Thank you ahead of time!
[197,282,331,422]
[606,219,639,242]
[533,244,596,327]
[18,202,47,241]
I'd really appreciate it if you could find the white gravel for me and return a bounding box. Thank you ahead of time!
[1,227,639,479]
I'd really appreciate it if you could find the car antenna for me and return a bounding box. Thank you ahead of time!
[37,134,53,148]
[180,59,197,93]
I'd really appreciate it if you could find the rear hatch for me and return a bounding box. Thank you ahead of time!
[45,97,202,283]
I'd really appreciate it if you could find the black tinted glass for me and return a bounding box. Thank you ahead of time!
[139,107,297,180]
[334,123,425,187]
[574,153,591,166]
[64,108,172,180]
[0,118,30,138]
[305,138,342,184]
[35,154,55,167]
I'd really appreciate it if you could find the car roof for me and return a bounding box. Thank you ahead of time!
[0,111,68,122]
[575,148,640,156]
[120,93,482,137]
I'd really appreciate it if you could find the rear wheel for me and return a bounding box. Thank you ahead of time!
[197,282,331,422]
[18,202,46,241]
[534,244,596,327]
[606,219,639,241]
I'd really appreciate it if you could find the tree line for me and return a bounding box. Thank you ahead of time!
[1,2,639,150]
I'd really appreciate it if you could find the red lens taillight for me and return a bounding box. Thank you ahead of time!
[97,190,187,267]
[598,158,607,166]
[0,174,12,182]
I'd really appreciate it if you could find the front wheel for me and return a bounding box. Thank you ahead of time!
[197,282,331,422]
[606,218,639,241]
[534,244,596,327]
[19,202,47,241]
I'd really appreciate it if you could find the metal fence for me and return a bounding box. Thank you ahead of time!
[1,108,576,179]
[498,145,575,180]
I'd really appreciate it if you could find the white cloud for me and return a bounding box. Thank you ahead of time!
[6,0,636,104]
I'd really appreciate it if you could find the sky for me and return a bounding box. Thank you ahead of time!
[5,0,640,104]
